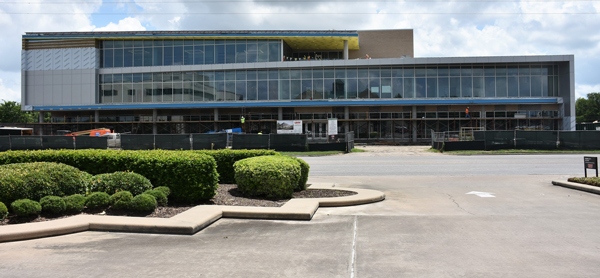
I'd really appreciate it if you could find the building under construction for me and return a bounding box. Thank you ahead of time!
[20,29,575,142]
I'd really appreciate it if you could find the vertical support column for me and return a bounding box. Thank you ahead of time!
[311,122,315,140]
[38,112,44,136]
[94,110,99,123]
[412,106,417,143]
[214,108,219,131]
[343,40,349,60]
[278,107,283,120]
[344,106,350,133]
[152,109,157,135]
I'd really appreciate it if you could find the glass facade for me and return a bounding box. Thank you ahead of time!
[98,64,560,103]
[100,39,282,68]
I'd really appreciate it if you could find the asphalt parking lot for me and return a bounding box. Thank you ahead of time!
[1,147,599,278]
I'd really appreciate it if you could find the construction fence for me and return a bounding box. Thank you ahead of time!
[0,133,356,152]
[432,130,600,151]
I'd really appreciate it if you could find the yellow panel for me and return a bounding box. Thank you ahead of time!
[27,36,360,50]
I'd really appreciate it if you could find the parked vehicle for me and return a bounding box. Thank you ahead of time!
[100,133,121,148]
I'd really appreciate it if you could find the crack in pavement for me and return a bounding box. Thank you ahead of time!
[446,193,475,215]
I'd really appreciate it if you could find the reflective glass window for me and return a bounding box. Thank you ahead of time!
[496,77,507,97]
[183,46,193,65]
[235,43,246,63]
[485,77,495,97]
[508,77,519,97]
[531,76,542,96]
[450,77,460,98]
[335,79,346,99]
[291,80,301,99]
[461,77,472,97]
[173,46,183,65]
[438,77,449,98]
[114,49,124,68]
[226,42,236,64]
[473,77,483,97]
[324,79,334,99]
[404,78,415,98]
[415,78,426,98]
[392,78,403,98]
[519,76,530,96]
[347,79,358,99]
[123,48,133,67]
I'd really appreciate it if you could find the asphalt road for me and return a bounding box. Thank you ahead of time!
[1,150,599,277]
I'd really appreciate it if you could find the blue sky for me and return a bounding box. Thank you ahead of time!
[1,0,599,102]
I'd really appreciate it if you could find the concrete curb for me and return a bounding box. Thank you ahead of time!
[0,186,385,243]
[552,180,600,195]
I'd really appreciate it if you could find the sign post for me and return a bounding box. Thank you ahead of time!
[584,156,598,177]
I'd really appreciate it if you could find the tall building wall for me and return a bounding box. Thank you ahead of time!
[21,47,99,106]
[349,30,413,59]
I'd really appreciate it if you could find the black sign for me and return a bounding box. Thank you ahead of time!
[584,156,598,177]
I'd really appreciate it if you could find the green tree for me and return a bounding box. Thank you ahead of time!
[0,100,39,123]
[576,93,600,123]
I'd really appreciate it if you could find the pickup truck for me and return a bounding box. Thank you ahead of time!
[101,133,121,148]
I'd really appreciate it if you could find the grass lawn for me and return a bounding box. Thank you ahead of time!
[280,148,366,156]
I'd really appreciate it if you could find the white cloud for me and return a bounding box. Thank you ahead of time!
[0,74,22,103]
[575,84,600,99]
[94,17,146,32]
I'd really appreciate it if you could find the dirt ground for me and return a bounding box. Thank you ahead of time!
[353,145,441,156]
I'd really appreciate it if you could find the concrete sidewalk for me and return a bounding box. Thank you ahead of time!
[0,184,385,243]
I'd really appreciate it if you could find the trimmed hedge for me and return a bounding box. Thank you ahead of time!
[86,192,110,209]
[110,191,133,210]
[91,171,152,196]
[63,194,86,213]
[11,199,41,217]
[233,156,300,199]
[130,194,157,212]
[0,202,7,221]
[289,157,310,191]
[196,149,280,184]
[154,186,171,197]
[40,196,66,214]
[569,177,600,187]
[0,162,90,205]
[0,149,219,203]
[143,189,168,206]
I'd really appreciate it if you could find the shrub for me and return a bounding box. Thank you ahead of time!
[85,192,110,209]
[569,177,600,187]
[91,171,152,196]
[153,186,171,197]
[130,194,157,212]
[11,199,41,217]
[289,157,310,191]
[143,189,167,206]
[40,196,66,214]
[110,191,133,210]
[233,156,301,199]
[196,149,280,184]
[63,194,86,213]
[0,202,7,221]
[0,149,219,203]
[0,162,90,205]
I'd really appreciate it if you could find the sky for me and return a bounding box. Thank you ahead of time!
[0,0,599,103]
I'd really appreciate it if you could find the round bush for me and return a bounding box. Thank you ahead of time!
[233,156,301,199]
[85,192,110,209]
[11,199,41,217]
[153,186,171,197]
[282,157,310,191]
[0,202,8,221]
[130,194,157,212]
[0,162,91,205]
[110,191,133,210]
[90,171,153,196]
[40,196,66,214]
[143,190,167,206]
[63,194,86,213]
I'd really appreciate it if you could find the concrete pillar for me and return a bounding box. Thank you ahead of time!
[344,106,350,133]
[412,106,417,143]
[343,40,349,60]
[312,122,315,140]
[213,108,219,131]
[38,112,44,136]
[152,109,157,135]
[94,111,99,123]
[278,107,283,120]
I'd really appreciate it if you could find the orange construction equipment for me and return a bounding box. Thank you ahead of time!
[65,128,112,137]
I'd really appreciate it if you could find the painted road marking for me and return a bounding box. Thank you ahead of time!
[466,191,496,198]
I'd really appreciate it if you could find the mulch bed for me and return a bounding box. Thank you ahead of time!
[0,184,356,226]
